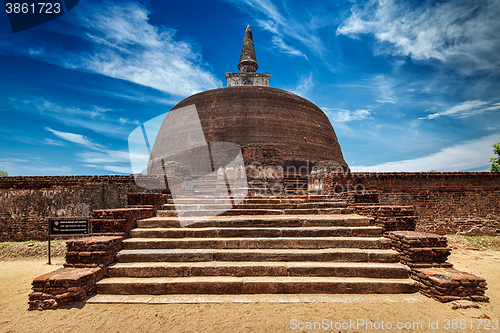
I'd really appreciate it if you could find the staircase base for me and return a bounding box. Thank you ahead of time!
[87,293,424,304]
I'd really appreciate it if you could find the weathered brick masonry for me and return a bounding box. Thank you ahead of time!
[90,207,155,237]
[323,172,500,235]
[0,175,147,241]
[389,231,488,302]
[28,196,157,310]
[65,236,124,267]
[28,267,105,310]
[329,190,417,232]
[2,172,500,240]
[29,235,123,310]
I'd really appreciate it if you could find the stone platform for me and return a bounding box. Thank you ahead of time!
[95,195,418,296]
[29,192,490,309]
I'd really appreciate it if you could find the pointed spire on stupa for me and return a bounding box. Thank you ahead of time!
[225,25,270,87]
[238,25,259,73]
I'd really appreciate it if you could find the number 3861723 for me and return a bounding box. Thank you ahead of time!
[5,3,61,14]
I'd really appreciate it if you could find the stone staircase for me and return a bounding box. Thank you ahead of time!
[96,196,418,295]
[282,175,308,195]
[190,174,218,196]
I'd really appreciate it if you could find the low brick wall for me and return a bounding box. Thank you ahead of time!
[0,176,172,241]
[388,231,451,267]
[30,235,124,310]
[3,172,500,239]
[389,231,488,302]
[126,192,171,210]
[65,236,123,267]
[354,205,417,233]
[322,172,500,235]
[91,207,154,237]
[28,267,104,310]
[0,175,139,241]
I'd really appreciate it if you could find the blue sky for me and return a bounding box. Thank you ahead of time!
[1,0,500,175]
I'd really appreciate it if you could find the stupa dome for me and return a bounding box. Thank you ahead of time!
[149,26,348,176]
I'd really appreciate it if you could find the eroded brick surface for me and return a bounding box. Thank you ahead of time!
[126,193,171,210]
[412,268,488,303]
[354,205,417,232]
[28,267,104,311]
[322,172,500,235]
[388,231,451,266]
[388,231,488,303]
[90,208,154,236]
[65,236,123,266]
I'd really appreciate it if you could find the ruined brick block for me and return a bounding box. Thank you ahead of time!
[29,267,104,311]
[353,206,417,232]
[413,267,489,303]
[126,192,171,210]
[65,236,123,266]
[90,207,154,236]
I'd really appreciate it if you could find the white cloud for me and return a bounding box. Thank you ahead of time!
[38,100,111,119]
[324,107,371,122]
[14,1,221,97]
[0,158,29,163]
[43,138,66,146]
[78,150,134,164]
[338,0,500,73]
[292,73,314,97]
[224,0,324,57]
[46,127,103,149]
[351,133,500,172]
[9,97,138,138]
[79,148,147,173]
[373,75,396,104]
[87,164,133,174]
[0,157,72,176]
[421,100,500,119]
[46,127,135,173]
[271,36,308,59]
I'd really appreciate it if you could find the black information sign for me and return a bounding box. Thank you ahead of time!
[49,218,89,236]
[47,216,89,264]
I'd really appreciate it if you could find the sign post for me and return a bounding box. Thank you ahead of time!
[47,217,90,265]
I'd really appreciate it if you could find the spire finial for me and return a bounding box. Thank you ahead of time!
[238,25,258,73]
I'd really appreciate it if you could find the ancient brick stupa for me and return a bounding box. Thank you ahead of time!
[150,26,348,180]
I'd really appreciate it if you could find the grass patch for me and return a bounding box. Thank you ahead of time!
[0,239,69,261]
[447,234,500,251]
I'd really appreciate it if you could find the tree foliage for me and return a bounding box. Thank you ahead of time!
[490,142,500,172]
[0,170,7,177]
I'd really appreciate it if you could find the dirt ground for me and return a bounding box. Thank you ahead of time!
[1,241,499,332]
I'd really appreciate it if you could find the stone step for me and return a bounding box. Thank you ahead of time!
[115,248,399,263]
[165,197,345,205]
[283,178,308,183]
[96,276,419,295]
[137,215,371,229]
[107,262,410,279]
[161,202,348,210]
[157,209,283,217]
[129,226,383,238]
[122,237,390,250]
[156,208,353,217]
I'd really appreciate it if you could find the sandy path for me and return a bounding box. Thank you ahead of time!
[0,249,499,333]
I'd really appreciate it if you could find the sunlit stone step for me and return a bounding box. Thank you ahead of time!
[107,261,411,279]
[122,237,390,250]
[115,248,399,263]
[96,276,419,295]
[129,226,383,238]
[136,214,371,228]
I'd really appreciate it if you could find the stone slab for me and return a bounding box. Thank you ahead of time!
[86,294,152,304]
[86,294,424,304]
